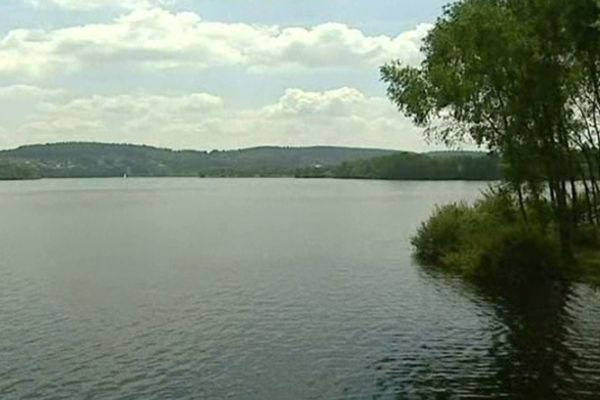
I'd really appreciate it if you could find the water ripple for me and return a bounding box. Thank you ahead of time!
[2,179,600,399]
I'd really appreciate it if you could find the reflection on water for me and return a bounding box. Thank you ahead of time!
[374,268,600,399]
[484,280,577,400]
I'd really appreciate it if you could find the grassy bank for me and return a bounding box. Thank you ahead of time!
[412,187,600,285]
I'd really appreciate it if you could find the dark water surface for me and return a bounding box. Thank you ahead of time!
[2,178,600,399]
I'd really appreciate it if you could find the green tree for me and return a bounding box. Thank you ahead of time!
[382,0,600,257]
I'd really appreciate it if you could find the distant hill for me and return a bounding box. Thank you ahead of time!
[0,142,398,178]
[0,142,500,180]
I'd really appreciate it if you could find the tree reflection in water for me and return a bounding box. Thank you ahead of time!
[372,268,594,400]
[480,279,577,399]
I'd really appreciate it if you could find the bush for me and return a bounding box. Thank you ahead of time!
[412,187,561,283]
[412,202,472,265]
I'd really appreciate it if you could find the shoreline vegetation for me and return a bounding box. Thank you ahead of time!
[0,159,41,180]
[296,151,499,181]
[411,188,563,285]
[412,188,600,287]
[381,0,600,285]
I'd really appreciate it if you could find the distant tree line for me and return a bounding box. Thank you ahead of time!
[297,152,500,180]
[0,160,39,180]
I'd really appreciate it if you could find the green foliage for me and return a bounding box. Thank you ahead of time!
[330,151,500,180]
[412,189,561,283]
[412,202,473,266]
[382,0,600,257]
[0,159,39,180]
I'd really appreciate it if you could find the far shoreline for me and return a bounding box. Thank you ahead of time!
[0,175,499,182]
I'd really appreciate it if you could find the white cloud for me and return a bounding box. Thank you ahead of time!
[0,85,69,142]
[0,86,429,151]
[24,0,174,11]
[262,87,367,117]
[0,84,66,100]
[0,7,431,79]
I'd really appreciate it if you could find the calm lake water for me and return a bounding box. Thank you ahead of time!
[2,178,600,399]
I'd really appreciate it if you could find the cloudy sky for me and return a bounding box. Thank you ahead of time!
[0,0,450,151]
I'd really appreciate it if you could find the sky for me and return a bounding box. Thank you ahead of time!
[0,0,452,151]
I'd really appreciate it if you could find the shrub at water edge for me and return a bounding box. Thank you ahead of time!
[411,188,562,284]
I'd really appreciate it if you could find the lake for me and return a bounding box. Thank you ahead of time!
[2,178,600,399]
